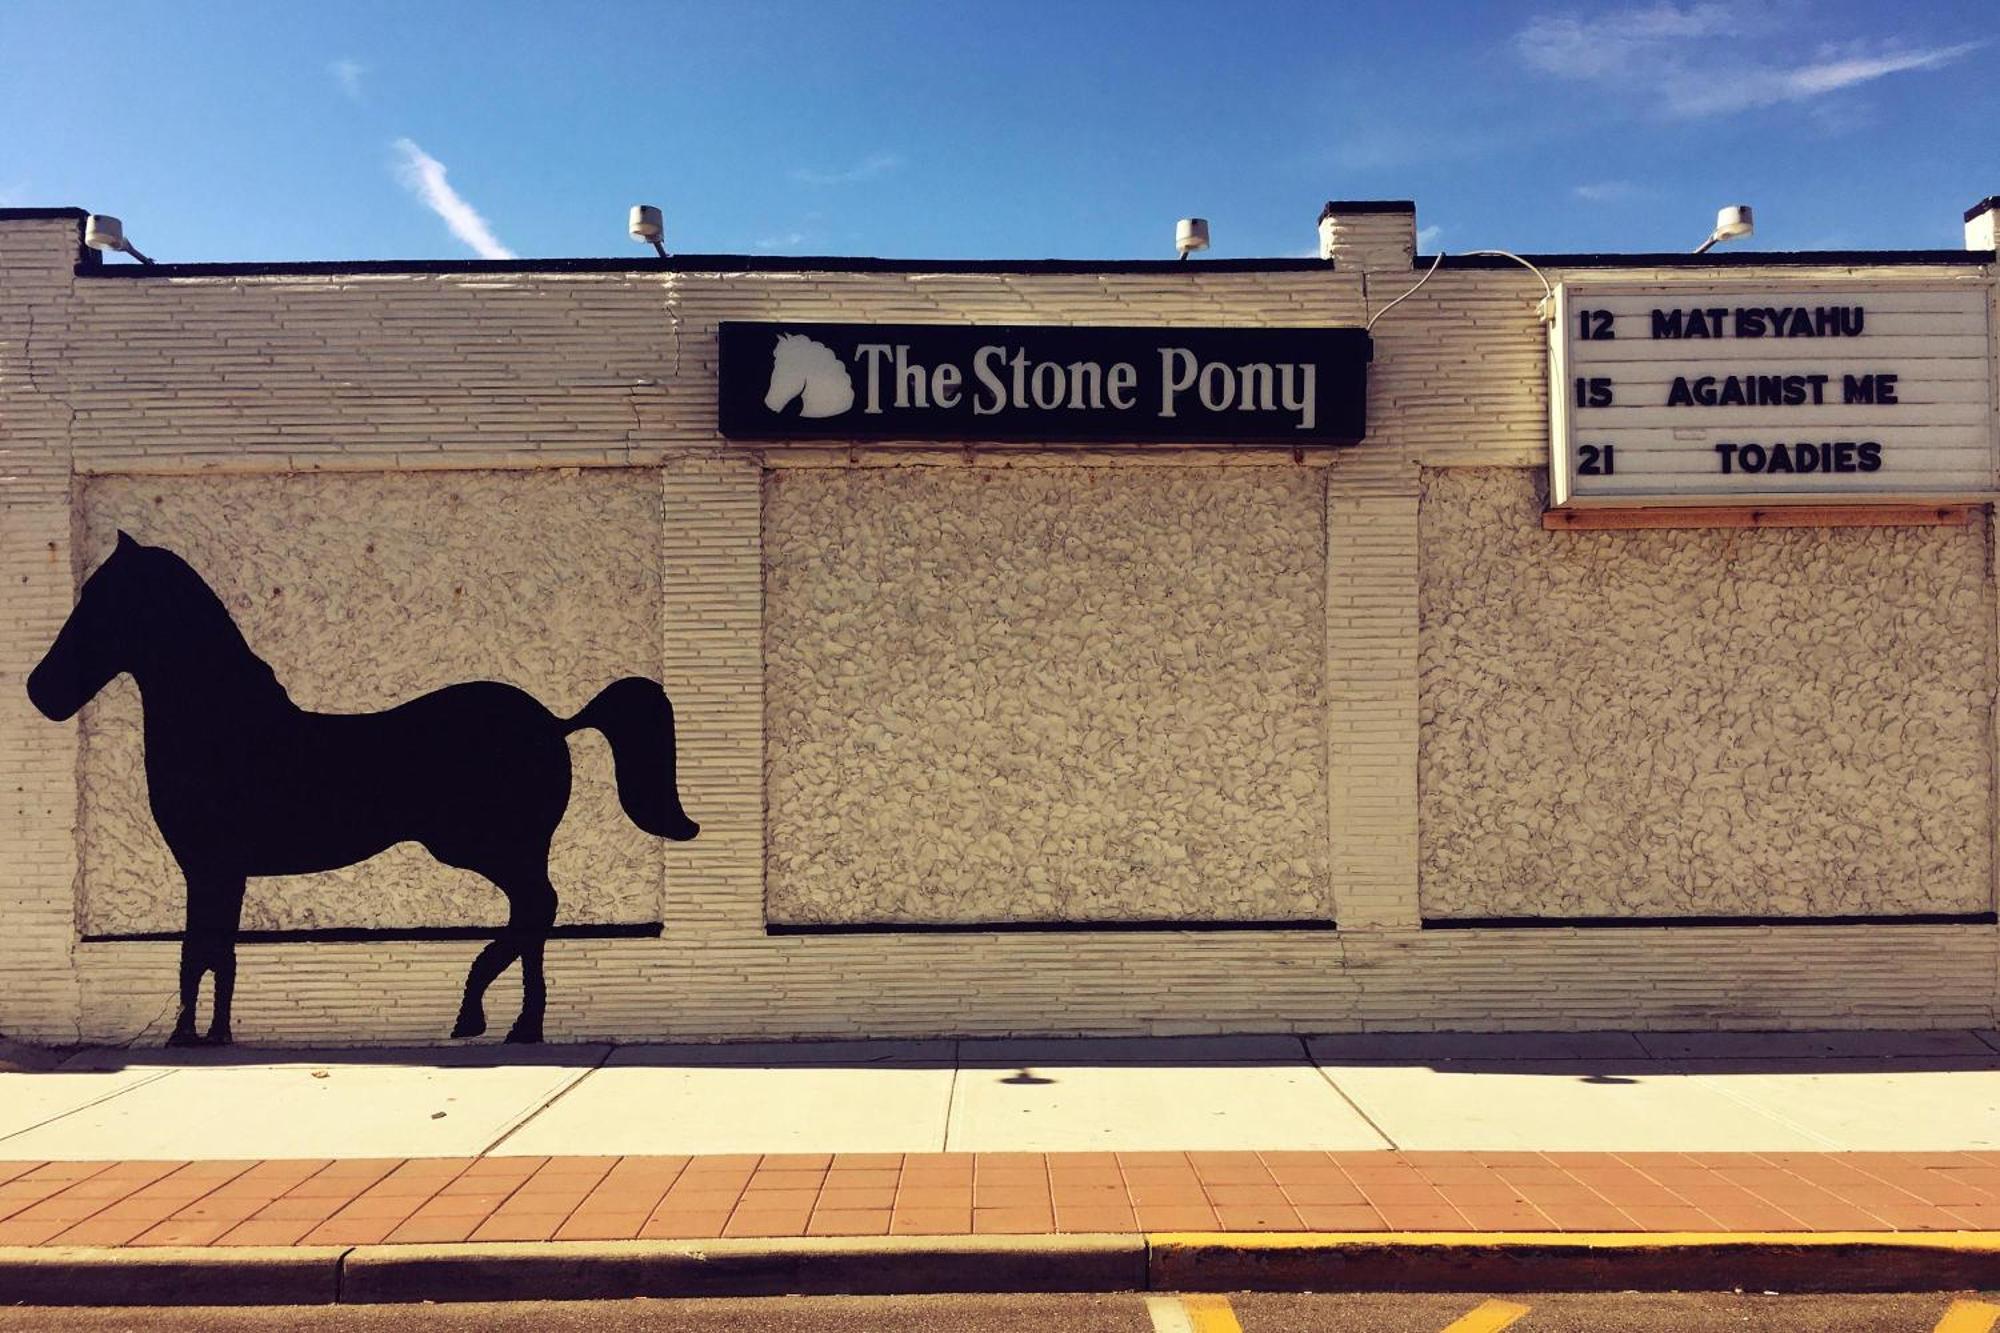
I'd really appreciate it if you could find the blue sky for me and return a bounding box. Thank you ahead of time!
[2,1,1994,263]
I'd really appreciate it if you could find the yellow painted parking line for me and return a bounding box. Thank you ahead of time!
[1937,1299,2000,1333]
[1182,1293,1244,1333]
[1440,1299,1532,1333]
[1145,1294,1242,1333]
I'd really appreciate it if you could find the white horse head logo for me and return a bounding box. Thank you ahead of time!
[764,334,855,419]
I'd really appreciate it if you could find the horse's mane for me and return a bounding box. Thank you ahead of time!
[126,543,289,702]
[775,333,842,369]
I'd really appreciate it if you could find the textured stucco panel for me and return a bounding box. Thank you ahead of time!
[75,470,664,934]
[765,466,1330,924]
[1418,468,1995,919]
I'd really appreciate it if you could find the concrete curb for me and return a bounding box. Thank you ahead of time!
[4,1232,2000,1305]
[340,1234,1147,1303]
[1151,1231,2000,1295]
[0,1245,344,1305]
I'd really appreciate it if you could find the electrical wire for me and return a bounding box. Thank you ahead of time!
[1364,248,1556,333]
[1456,248,1555,302]
[1364,251,1442,332]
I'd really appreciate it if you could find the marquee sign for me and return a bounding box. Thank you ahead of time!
[1548,281,1997,508]
[718,321,1371,445]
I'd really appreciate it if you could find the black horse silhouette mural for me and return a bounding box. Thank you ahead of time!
[26,533,699,1046]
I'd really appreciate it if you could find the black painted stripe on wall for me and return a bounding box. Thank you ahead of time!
[83,923,665,944]
[1425,912,1997,929]
[81,916,1993,941]
[767,918,1340,936]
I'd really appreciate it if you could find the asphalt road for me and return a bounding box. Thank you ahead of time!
[2,1292,1996,1331]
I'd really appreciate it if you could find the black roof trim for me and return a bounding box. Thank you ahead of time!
[68,248,1988,281]
[1319,200,1416,220]
[1968,196,1999,223]
[0,206,87,221]
[1427,249,1989,270]
[75,253,1340,279]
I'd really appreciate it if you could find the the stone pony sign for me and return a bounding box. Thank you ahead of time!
[717,321,1371,445]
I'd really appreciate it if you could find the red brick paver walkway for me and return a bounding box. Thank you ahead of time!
[2,1151,1999,1248]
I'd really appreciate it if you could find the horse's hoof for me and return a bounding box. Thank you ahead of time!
[450,1013,486,1040]
[165,1029,203,1048]
[206,1029,233,1046]
[502,1022,543,1045]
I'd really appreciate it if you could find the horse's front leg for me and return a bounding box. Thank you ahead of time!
[207,936,239,1046]
[203,877,246,1044]
[167,936,204,1047]
[175,872,246,1046]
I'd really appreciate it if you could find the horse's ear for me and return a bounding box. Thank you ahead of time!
[115,530,138,553]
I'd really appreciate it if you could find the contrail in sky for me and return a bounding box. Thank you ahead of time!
[392,138,514,260]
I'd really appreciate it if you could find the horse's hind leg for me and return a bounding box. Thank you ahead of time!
[450,865,556,1043]
[452,937,518,1040]
[502,874,557,1045]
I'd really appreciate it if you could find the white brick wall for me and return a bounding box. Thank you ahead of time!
[0,218,84,1040]
[1,211,1994,1043]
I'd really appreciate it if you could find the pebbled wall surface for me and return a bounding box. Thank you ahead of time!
[763,465,1331,924]
[74,470,665,935]
[1418,467,1996,919]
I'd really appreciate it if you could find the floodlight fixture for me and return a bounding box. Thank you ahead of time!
[629,204,667,259]
[1693,204,1754,254]
[84,214,153,265]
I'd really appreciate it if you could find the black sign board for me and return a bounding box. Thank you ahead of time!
[717,321,1370,445]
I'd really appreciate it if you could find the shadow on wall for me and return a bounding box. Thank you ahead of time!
[25,534,699,1049]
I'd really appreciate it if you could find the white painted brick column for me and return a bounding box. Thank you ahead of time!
[1318,201,1417,272]
[660,456,767,942]
[1324,456,1423,930]
[1967,196,1997,252]
[0,216,85,1040]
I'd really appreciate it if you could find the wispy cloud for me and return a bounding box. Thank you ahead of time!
[391,139,514,260]
[1572,181,1647,203]
[791,152,903,186]
[753,230,809,251]
[1416,224,1443,249]
[1515,4,1979,119]
[1322,125,1505,172]
[329,58,365,103]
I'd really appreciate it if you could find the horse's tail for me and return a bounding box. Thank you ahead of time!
[565,678,700,842]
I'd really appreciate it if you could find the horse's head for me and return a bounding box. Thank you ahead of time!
[28,532,163,721]
[763,334,813,413]
[763,333,854,418]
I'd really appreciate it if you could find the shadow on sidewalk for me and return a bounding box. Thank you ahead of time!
[30,1030,2000,1078]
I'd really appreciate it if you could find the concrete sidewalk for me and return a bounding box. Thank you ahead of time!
[3,1032,2000,1303]
[3,1030,1997,1160]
